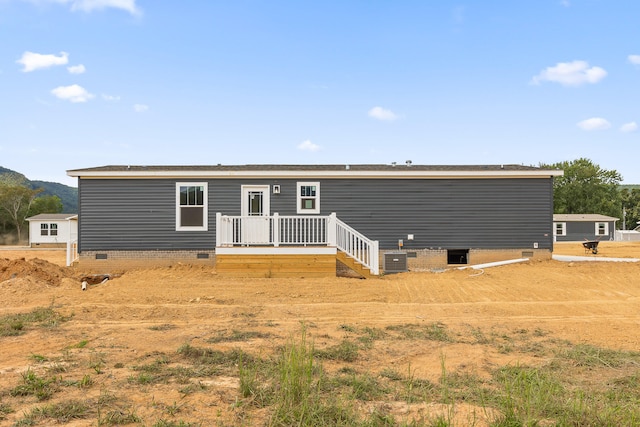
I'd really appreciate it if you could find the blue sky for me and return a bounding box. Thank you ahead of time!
[1,0,639,187]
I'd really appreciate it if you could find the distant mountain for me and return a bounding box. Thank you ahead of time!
[0,166,78,213]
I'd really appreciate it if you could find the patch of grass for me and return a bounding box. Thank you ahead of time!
[18,399,89,424]
[177,343,250,369]
[606,373,640,403]
[89,352,106,374]
[178,382,207,395]
[339,324,357,333]
[386,322,452,342]
[357,326,387,348]
[379,368,403,381]
[10,369,59,401]
[69,339,89,349]
[206,329,271,343]
[0,307,68,337]
[315,339,359,362]
[468,326,491,344]
[491,364,565,425]
[128,372,156,385]
[149,323,177,331]
[0,402,14,420]
[97,407,142,425]
[559,343,640,368]
[153,420,199,427]
[331,372,388,401]
[29,354,48,363]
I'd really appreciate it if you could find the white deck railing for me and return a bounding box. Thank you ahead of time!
[216,212,379,275]
[334,217,379,275]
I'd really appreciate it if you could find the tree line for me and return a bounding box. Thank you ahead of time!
[0,176,62,244]
[542,158,640,230]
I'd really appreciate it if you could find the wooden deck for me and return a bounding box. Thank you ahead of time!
[215,253,337,278]
[214,246,376,278]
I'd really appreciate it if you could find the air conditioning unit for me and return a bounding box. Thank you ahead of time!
[383,252,408,274]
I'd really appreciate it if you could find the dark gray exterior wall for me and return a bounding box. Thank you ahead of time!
[554,221,616,242]
[78,177,554,251]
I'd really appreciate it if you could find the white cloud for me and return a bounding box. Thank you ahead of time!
[67,64,85,74]
[628,55,640,65]
[368,106,398,121]
[577,117,611,131]
[24,0,141,15]
[71,0,140,15]
[620,122,638,133]
[133,103,148,112]
[560,0,570,7]
[102,93,120,101]
[51,84,94,102]
[17,51,68,72]
[531,60,607,86]
[297,140,320,152]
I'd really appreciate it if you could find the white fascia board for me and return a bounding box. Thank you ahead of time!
[67,169,564,179]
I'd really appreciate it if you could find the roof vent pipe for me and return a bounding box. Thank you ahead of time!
[345,164,350,170]
[406,160,412,167]
[391,162,396,167]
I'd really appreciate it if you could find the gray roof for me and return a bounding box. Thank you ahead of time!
[26,213,78,221]
[68,164,557,173]
[67,164,563,181]
[553,214,619,222]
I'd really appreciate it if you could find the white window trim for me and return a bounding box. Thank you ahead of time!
[595,222,608,236]
[296,182,320,214]
[553,222,566,236]
[176,182,208,231]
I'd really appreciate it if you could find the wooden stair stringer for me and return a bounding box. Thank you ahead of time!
[336,251,375,279]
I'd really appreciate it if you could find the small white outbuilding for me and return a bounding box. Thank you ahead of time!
[26,213,78,248]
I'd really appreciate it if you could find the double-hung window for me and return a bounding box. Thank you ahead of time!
[297,182,320,214]
[50,224,58,236]
[176,183,208,231]
[553,222,566,236]
[40,223,49,236]
[595,222,608,236]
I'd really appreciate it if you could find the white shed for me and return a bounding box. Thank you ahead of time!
[26,213,78,248]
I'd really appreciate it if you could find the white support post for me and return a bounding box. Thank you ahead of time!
[273,213,280,247]
[215,213,222,247]
[371,240,380,275]
[327,212,337,247]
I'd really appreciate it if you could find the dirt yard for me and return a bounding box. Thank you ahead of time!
[1,241,640,426]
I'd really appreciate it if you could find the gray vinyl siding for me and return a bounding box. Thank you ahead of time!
[555,221,616,242]
[79,177,554,251]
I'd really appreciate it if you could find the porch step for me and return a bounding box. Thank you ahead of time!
[336,251,376,279]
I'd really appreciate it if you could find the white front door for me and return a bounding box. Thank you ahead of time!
[241,185,271,244]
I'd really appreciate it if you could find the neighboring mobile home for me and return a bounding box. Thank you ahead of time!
[553,214,618,242]
[67,164,562,276]
[26,213,78,248]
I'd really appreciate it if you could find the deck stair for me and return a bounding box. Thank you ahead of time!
[336,251,375,279]
[216,212,379,278]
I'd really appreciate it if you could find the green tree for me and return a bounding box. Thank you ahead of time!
[0,182,42,243]
[620,188,640,230]
[542,158,623,220]
[28,195,63,217]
